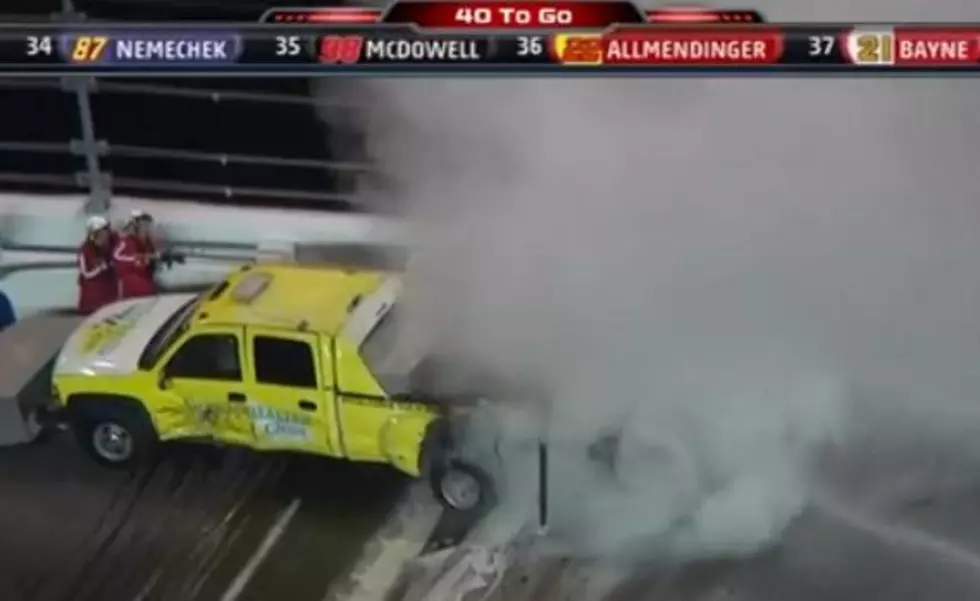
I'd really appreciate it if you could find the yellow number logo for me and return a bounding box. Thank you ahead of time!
[552,34,603,66]
[71,35,108,62]
[856,33,893,63]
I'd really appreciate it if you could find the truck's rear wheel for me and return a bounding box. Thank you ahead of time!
[430,460,495,519]
[71,405,157,469]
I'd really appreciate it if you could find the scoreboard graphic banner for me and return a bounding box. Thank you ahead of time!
[1,1,979,75]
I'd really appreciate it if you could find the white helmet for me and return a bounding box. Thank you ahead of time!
[86,215,109,234]
[129,209,152,224]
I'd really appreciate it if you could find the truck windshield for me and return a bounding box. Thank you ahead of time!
[361,307,422,396]
[137,294,200,370]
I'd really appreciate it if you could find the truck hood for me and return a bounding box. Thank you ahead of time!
[55,294,196,376]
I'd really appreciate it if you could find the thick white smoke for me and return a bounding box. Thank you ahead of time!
[317,0,980,560]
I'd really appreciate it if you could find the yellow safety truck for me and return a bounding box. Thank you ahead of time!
[47,262,494,516]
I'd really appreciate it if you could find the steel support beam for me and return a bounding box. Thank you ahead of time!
[57,0,110,215]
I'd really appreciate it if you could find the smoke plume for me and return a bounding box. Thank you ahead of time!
[317,0,980,560]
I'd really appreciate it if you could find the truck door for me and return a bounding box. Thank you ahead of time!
[334,335,398,462]
[244,328,338,456]
[157,326,253,445]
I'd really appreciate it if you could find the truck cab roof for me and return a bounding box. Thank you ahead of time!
[191,263,393,335]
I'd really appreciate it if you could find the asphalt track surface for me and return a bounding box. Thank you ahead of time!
[8,414,980,601]
[0,435,410,601]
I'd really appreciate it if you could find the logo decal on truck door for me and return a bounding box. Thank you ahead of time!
[183,400,312,442]
[197,404,220,426]
[249,404,311,442]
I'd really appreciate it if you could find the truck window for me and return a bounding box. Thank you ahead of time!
[253,336,317,389]
[166,334,242,381]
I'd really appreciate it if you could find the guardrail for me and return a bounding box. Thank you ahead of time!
[0,1,371,214]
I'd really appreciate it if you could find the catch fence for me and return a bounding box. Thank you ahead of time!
[0,1,371,214]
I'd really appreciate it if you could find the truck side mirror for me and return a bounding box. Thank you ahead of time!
[158,372,172,390]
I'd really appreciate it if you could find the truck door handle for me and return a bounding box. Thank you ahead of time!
[298,400,317,411]
[228,392,247,403]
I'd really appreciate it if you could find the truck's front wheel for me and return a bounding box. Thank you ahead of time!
[72,406,157,469]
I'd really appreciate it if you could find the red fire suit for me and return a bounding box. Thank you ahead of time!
[77,240,117,314]
[114,233,157,299]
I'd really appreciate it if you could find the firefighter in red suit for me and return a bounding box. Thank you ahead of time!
[77,215,117,314]
[114,210,158,299]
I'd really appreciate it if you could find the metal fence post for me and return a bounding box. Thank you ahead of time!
[57,0,110,215]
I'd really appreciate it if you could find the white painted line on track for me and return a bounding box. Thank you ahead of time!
[220,497,302,601]
[325,482,442,601]
[131,565,164,601]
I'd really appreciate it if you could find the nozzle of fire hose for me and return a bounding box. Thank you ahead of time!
[160,250,186,267]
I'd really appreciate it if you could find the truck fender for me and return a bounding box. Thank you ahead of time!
[66,393,155,431]
[380,413,439,477]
